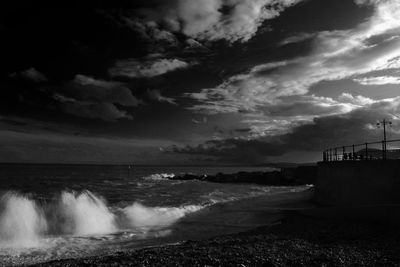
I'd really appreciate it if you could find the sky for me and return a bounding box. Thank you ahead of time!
[1,0,400,165]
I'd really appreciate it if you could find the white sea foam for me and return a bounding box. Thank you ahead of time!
[143,173,175,181]
[0,184,276,250]
[0,190,204,249]
[57,191,117,236]
[0,192,47,248]
[123,202,202,229]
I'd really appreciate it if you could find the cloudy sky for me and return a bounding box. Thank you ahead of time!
[1,0,400,164]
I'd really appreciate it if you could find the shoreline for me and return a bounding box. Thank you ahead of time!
[30,211,400,267]
[29,193,400,266]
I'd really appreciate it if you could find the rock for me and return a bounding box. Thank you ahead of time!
[168,166,317,186]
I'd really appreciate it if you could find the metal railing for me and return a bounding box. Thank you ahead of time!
[323,139,400,162]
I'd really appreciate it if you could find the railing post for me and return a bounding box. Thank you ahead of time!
[335,148,338,161]
[382,140,386,160]
[342,146,345,161]
[322,138,400,163]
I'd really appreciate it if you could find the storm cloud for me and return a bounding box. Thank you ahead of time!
[1,1,399,164]
[118,0,304,43]
[175,96,400,163]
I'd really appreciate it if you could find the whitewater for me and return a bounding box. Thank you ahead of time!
[0,164,312,265]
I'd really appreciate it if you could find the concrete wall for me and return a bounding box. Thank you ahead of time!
[314,160,400,206]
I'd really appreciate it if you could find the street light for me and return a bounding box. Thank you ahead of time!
[377,119,392,160]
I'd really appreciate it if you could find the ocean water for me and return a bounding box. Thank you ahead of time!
[0,164,313,266]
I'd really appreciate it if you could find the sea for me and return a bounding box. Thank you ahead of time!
[0,164,313,266]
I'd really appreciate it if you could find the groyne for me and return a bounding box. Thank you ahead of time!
[169,165,318,186]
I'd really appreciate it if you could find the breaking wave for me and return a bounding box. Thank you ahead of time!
[0,192,47,248]
[0,190,203,248]
[56,191,117,236]
[143,173,175,181]
[122,202,202,229]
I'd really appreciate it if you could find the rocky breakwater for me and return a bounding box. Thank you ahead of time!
[169,166,317,186]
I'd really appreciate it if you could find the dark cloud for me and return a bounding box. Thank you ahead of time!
[110,0,305,44]
[0,2,396,164]
[192,117,208,124]
[49,74,143,121]
[173,98,400,163]
[9,67,47,82]
[0,129,187,165]
[61,74,142,107]
[1,73,141,122]
[121,17,179,47]
[53,94,133,121]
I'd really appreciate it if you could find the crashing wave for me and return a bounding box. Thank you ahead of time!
[56,191,117,236]
[0,192,47,248]
[0,190,203,248]
[122,202,202,229]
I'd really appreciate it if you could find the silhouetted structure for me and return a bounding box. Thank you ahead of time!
[323,139,400,162]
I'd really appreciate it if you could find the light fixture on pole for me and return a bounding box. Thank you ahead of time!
[377,119,392,160]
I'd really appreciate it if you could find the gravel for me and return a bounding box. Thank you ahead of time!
[30,212,400,267]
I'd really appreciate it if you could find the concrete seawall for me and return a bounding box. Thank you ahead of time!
[314,160,400,206]
[312,160,400,224]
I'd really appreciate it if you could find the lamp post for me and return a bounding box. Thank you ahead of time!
[377,119,392,160]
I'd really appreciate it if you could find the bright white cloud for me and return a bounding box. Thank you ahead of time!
[354,75,400,85]
[128,0,303,43]
[338,93,376,106]
[109,58,190,78]
[279,32,316,46]
[238,94,371,138]
[241,118,299,137]
[194,0,303,42]
[187,0,400,129]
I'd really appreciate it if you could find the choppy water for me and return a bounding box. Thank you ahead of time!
[0,164,312,266]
